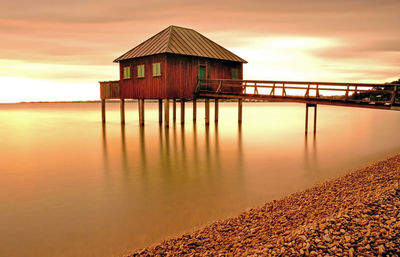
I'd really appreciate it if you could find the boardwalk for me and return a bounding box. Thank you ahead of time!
[196,79,400,110]
[99,79,399,133]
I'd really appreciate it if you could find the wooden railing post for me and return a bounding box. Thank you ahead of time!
[282,83,286,96]
[345,84,350,101]
[391,85,398,105]
[270,83,276,96]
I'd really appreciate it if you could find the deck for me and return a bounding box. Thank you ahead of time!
[195,79,400,110]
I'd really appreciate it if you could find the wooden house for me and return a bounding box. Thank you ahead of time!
[114,25,247,100]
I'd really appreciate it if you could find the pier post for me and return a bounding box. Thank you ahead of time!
[164,98,169,127]
[120,99,125,124]
[313,104,317,134]
[238,99,243,123]
[101,99,106,123]
[158,99,163,124]
[305,104,309,133]
[173,99,177,123]
[215,98,219,123]
[193,99,197,122]
[205,99,210,125]
[138,99,145,126]
[181,100,185,124]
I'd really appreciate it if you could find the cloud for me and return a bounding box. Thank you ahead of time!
[0,0,399,101]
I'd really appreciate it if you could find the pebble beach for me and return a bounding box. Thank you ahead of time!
[127,154,400,256]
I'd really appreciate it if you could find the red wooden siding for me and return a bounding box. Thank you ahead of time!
[120,53,242,99]
[166,54,243,99]
[119,54,167,99]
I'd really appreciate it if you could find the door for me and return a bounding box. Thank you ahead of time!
[199,65,206,90]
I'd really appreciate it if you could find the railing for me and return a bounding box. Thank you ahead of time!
[100,80,121,99]
[195,79,400,106]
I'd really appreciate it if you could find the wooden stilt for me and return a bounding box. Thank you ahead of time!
[181,100,185,124]
[193,99,197,122]
[173,99,176,122]
[164,98,169,127]
[238,99,243,123]
[305,104,309,133]
[158,99,163,124]
[214,98,219,123]
[120,99,125,124]
[313,104,317,134]
[138,99,145,126]
[101,99,106,123]
[205,99,210,125]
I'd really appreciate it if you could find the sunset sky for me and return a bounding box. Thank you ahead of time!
[1,0,399,102]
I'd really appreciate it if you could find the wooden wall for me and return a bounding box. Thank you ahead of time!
[100,81,120,99]
[120,53,243,99]
[119,54,167,99]
[166,54,243,99]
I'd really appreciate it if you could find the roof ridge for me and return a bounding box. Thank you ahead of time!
[165,25,174,53]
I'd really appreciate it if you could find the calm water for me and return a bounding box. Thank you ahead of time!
[1,102,400,257]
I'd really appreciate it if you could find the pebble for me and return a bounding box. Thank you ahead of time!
[126,154,400,257]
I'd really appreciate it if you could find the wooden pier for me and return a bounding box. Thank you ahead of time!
[100,79,399,133]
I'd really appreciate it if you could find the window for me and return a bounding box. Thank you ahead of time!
[137,65,145,78]
[152,63,161,76]
[231,68,239,79]
[123,67,131,79]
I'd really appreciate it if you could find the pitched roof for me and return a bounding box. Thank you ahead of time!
[114,26,247,63]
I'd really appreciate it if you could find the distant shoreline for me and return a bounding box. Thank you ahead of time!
[0,99,276,104]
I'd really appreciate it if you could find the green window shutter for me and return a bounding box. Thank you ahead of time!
[123,67,130,79]
[153,63,161,76]
[137,65,145,78]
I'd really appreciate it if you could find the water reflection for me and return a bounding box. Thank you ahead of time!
[3,103,400,257]
[107,123,243,177]
[304,133,319,175]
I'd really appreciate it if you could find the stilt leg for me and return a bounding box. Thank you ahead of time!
[193,99,197,123]
[120,99,125,124]
[139,99,145,126]
[173,99,176,123]
[305,104,309,133]
[238,99,243,123]
[313,104,317,134]
[164,98,169,127]
[158,99,163,124]
[101,99,106,123]
[215,98,219,123]
[181,100,185,125]
[205,99,210,125]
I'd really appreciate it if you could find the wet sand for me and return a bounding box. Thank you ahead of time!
[126,154,400,256]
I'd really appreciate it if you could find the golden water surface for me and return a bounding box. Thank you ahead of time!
[1,102,399,257]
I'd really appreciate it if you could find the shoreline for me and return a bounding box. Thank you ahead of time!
[126,154,400,256]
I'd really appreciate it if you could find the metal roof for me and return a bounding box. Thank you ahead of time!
[114,26,247,63]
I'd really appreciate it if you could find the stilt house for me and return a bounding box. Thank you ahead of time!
[113,25,247,100]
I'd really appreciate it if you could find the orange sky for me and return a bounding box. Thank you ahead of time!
[1,0,399,102]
